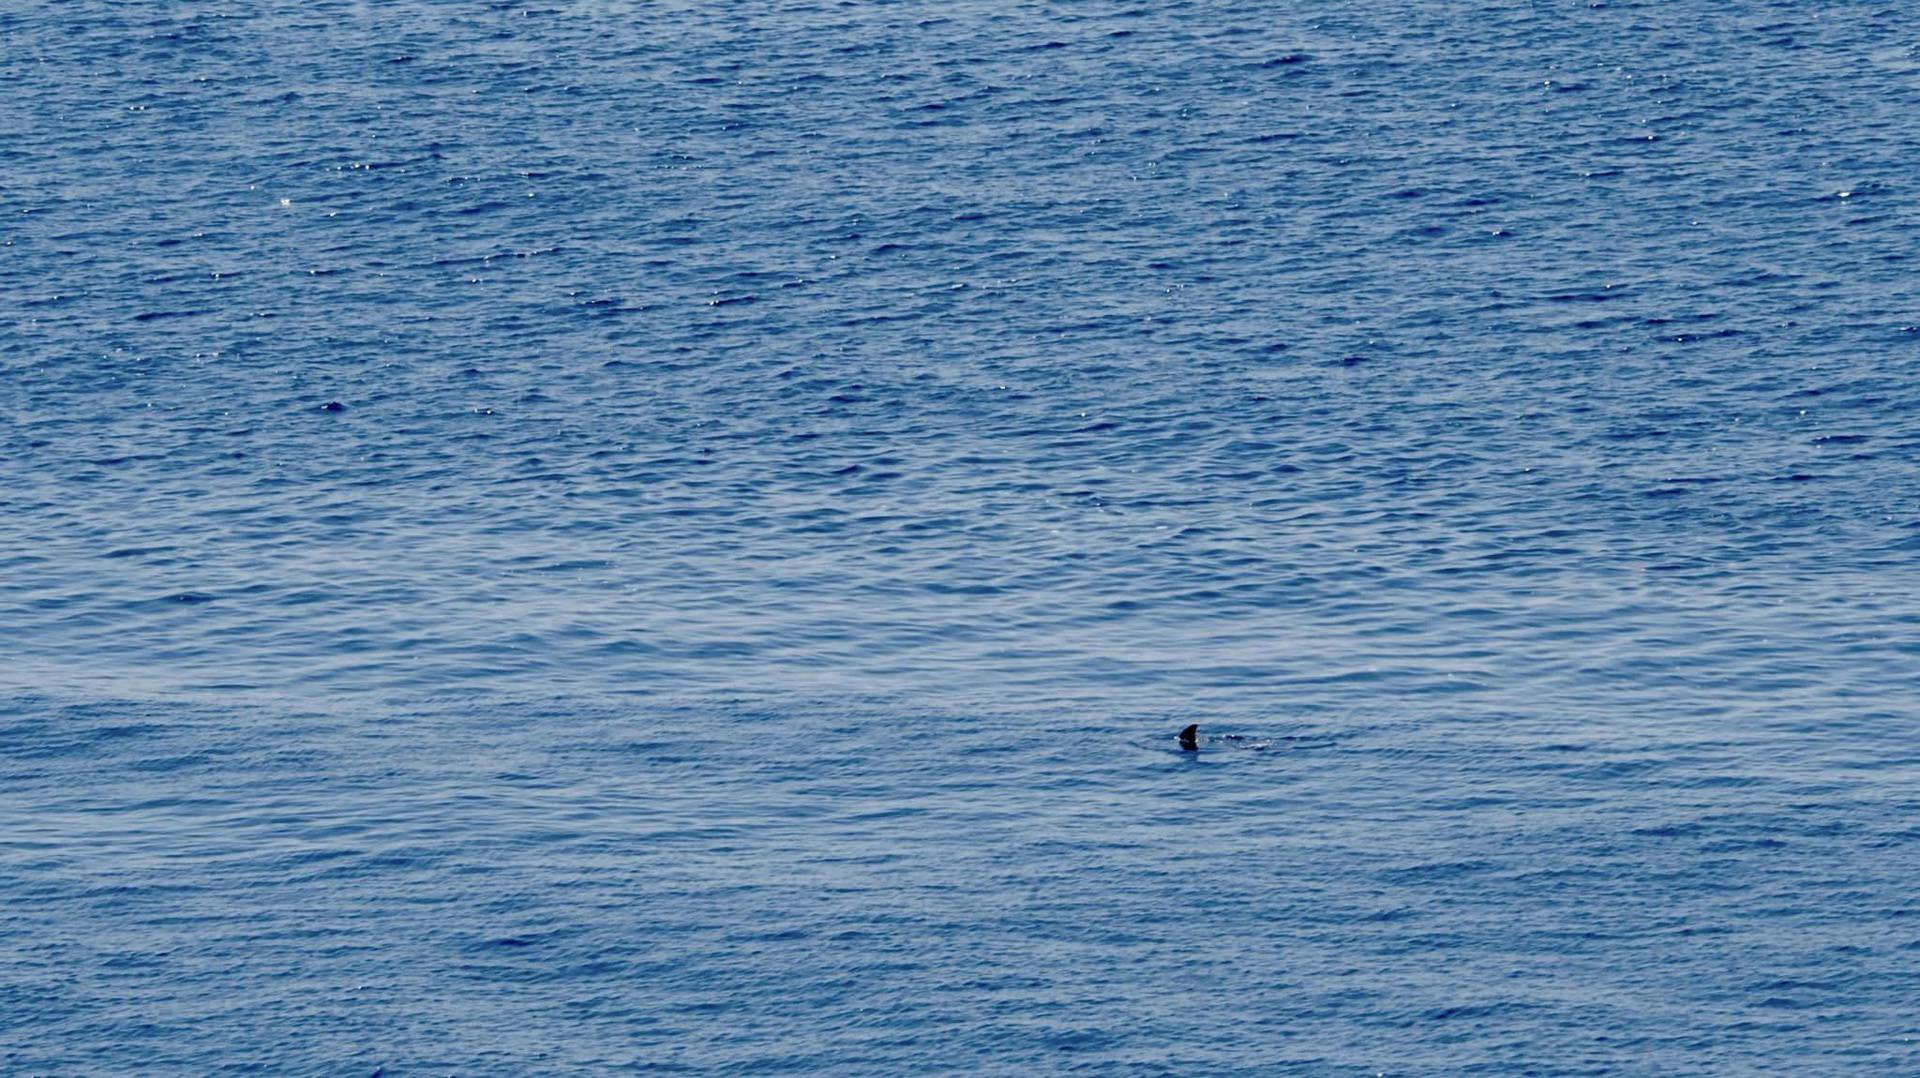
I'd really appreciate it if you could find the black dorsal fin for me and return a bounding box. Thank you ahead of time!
[1178,724,1199,751]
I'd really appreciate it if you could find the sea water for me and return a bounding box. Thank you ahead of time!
[4,1,1920,1072]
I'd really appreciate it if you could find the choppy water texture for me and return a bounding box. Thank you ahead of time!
[5,1,1920,1073]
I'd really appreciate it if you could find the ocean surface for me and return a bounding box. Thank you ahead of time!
[5,1,1920,1072]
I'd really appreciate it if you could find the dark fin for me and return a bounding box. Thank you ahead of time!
[1178,724,1199,751]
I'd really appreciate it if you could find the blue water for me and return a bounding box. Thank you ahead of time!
[5,1,1920,1072]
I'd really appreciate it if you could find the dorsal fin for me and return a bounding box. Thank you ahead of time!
[1178,724,1199,751]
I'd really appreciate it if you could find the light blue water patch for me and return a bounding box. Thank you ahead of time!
[4,0,1920,1072]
